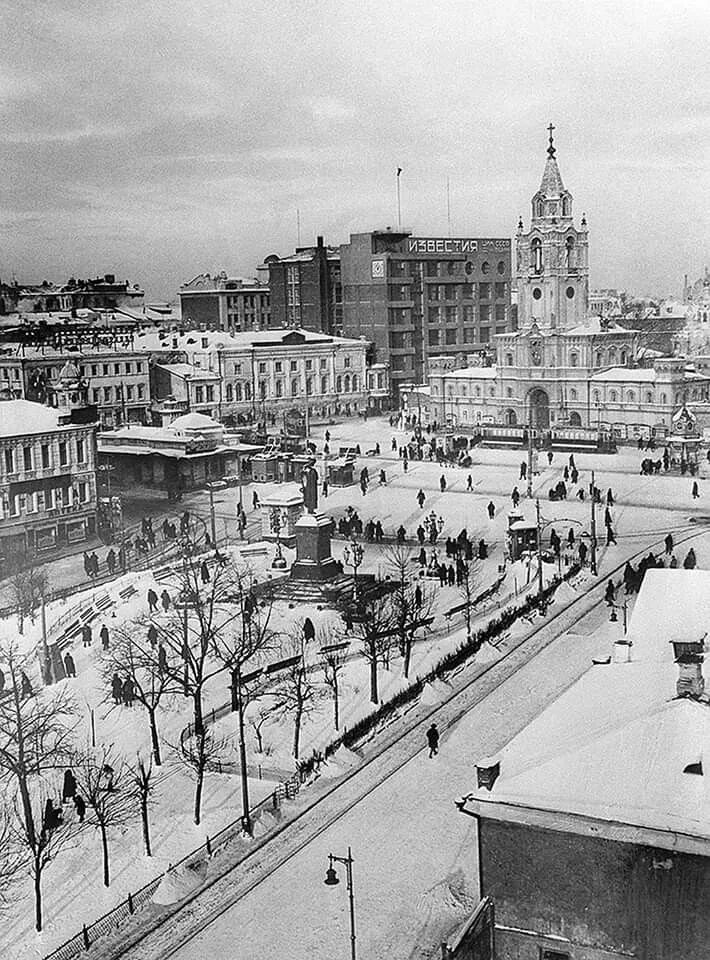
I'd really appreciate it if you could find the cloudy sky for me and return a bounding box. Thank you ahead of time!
[1,0,708,301]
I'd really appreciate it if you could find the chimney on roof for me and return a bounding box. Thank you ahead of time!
[672,637,706,700]
[475,756,500,791]
[317,235,324,248]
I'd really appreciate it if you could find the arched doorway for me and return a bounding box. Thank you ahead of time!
[528,388,550,429]
[569,411,582,427]
[504,409,517,426]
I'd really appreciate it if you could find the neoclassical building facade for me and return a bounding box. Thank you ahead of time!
[416,127,710,441]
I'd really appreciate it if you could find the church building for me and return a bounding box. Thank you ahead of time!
[414,127,709,443]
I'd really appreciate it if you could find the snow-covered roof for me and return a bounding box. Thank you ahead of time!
[460,570,710,848]
[156,363,219,380]
[171,412,219,430]
[133,327,366,353]
[567,318,637,335]
[0,399,61,436]
[443,366,498,380]
[589,367,657,383]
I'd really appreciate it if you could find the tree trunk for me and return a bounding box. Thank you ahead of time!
[403,632,412,678]
[369,653,379,704]
[333,676,339,731]
[293,704,302,759]
[141,796,152,857]
[33,859,43,932]
[148,709,162,766]
[17,609,24,635]
[194,766,204,825]
[100,822,110,887]
[254,723,264,753]
[193,689,204,737]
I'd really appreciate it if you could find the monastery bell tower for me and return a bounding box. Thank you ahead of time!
[516,125,589,332]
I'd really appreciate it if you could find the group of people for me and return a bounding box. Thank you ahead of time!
[338,507,363,539]
[110,672,136,706]
[147,587,173,614]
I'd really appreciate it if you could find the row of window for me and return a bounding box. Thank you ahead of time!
[436,386,709,406]
[388,259,508,279]
[0,360,146,382]
[388,282,507,302]
[253,374,359,401]
[92,384,146,404]
[1,483,91,518]
[2,438,88,476]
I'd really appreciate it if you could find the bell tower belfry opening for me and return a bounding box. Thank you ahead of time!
[516,124,589,333]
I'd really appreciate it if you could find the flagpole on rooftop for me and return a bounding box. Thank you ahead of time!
[396,167,402,229]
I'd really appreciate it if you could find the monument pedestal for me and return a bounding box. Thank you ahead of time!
[290,512,340,581]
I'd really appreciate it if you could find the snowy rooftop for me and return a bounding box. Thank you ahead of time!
[459,570,710,849]
[590,367,657,383]
[133,327,365,353]
[156,363,220,380]
[0,399,61,436]
[566,318,638,335]
[443,365,498,380]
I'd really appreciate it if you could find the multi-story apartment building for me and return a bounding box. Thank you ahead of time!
[340,228,513,398]
[263,236,342,334]
[0,346,151,428]
[179,273,271,333]
[0,399,97,557]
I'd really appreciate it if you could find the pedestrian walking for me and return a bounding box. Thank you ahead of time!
[403,459,408,473]
[520,461,527,480]
[547,451,554,466]
[417,524,425,544]
[200,559,210,583]
[578,541,588,565]
[379,469,387,485]
[606,525,617,546]
[391,436,397,451]
[62,768,77,804]
[569,454,576,470]
[439,475,447,493]
[106,549,116,575]
[417,489,426,509]
[684,548,697,569]
[467,474,473,491]
[111,672,123,704]
[397,525,406,544]
[322,479,329,498]
[325,430,330,443]
[122,676,135,707]
[252,490,259,511]
[605,579,616,604]
[74,794,86,823]
[487,501,495,520]
[692,480,700,499]
[567,527,575,547]
[511,486,520,508]
[375,442,381,455]
[63,652,76,678]
[426,723,439,758]
[100,624,109,651]
[160,589,171,612]
[82,624,92,647]
[665,533,674,555]
[147,588,158,613]
[147,623,158,648]
[158,643,168,674]
[415,584,422,608]
[563,466,569,482]
[303,617,316,643]
[606,488,615,506]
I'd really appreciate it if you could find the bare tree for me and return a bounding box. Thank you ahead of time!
[74,744,134,887]
[0,805,27,916]
[271,630,322,760]
[101,630,173,766]
[350,594,398,704]
[172,726,230,826]
[6,550,48,636]
[0,639,77,930]
[129,753,162,857]
[458,555,482,648]
[318,622,349,731]
[386,545,436,678]
[249,706,270,754]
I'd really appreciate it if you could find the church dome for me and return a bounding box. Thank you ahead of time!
[58,359,81,381]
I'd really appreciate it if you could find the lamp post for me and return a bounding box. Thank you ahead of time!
[609,599,628,634]
[324,847,357,960]
[229,655,261,836]
[269,506,288,569]
[343,539,364,601]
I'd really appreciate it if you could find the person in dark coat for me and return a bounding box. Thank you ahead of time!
[147,623,158,648]
[439,475,447,493]
[511,487,520,508]
[106,549,116,575]
[604,506,613,528]
[158,643,168,675]
[447,564,455,586]
[519,460,527,480]
[665,533,674,555]
[161,589,171,612]
[74,794,86,823]
[417,525,425,545]
[147,589,158,613]
[417,489,426,509]
[100,624,109,651]
[604,579,616,604]
[578,541,588,566]
[426,723,439,758]
[20,671,32,698]
[478,539,487,560]
[122,676,135,706]
[82,624,92,647]
[111,672,123,705]
[303,617,316,643]
[567,527,575,547]
[692,480,700,499]
[418,547,427,566]
[606,488,614,506]
[487,501,495,520]
[62,768,77,803]
[397,525,406,545]
[200,560,210,584]
[42,798,62,834]
[415,584,422,609]
[64,652,76,678]
[606,525,617,546]
[684,548,697,569]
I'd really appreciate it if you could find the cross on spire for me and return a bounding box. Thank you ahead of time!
[547,122,556,158]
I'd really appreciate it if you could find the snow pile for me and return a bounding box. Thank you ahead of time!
[419,678,452,706]
[152,860,207,905]
[318,744,362,778]
[251,810,279,838]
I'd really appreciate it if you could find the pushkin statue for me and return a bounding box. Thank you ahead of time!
[301,459,318,514]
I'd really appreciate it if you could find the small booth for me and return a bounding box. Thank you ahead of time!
[260,485,304,547]
[252,452,279,483]
[506,512,538,561]
[669,405,702,472]
[327,457,356,487]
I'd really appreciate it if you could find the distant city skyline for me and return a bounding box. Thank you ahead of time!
[1,0,708,302]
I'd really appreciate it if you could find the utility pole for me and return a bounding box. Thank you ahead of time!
[232,655,252,835]
[590,469,598,575]
[536,498,544,596]
[207,484,217,545]
[527,419,534,499]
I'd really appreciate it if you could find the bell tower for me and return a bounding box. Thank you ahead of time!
[516,124,589,332]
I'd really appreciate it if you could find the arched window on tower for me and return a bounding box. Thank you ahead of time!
[535,199,544,219]
[506,353,513,366]
[620,350,627,365]
[562,196,570,217]
[570,352,578,367]
[531,237,543,275]
[565,236,575,269]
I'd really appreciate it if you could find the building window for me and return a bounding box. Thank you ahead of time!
[479,283,491,301]
[206,386,214,402]
[494,282,506,299]
[565,235,575,268]
[23,446,32,471]
[195,386,204,404]
[58,442,68,466]
[595,351,602,366]
[290,360,298,372]
[260,381,267,400]
[4,449,13,473]
[506,353,513,366]
[646,391,653,403]
[320,358,327,370]
[306,377,313,394]
[475,386,481,398]
[41,444,50,468]
[506,387,513,398]
[321,376,328,393]
[245,382,252,401]
[76,439,86,463]
[570,388,578,400]
[138,384,145,399]
[275,380,283,398]
[481,261,490,275]
[114,363,120,375]
[258,362,267,374]
[463,328,476,343]
[91,365,98,376]
[92,388,100,403]
[126,385,134,400]
[660,392,667,404]
[566,286,575,299]
[627,390,635,402]
[495,303,506,324]
[531,237,543,273]
[497,260,506,275]
[610,390,617,402]
[336,375,342,392]
[570,353,578,367]
[446,329,457,345]
[125,362,132,374]
[291,379,298,397]
[226,384,233,401]
[428,330,441,347]
[103,364,110,376]
[532,287,542,301]
[235,382,243,401]
[479,328,490,343]
[104,386,112,402]
[344,356,351,368]
[275,361,282,373]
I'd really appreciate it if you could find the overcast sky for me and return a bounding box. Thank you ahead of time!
[1,0,708,301]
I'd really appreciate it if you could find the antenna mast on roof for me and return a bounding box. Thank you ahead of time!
[447,176,452,238]
[297,208,301,247]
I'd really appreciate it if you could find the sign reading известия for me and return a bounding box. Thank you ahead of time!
[406,237,510,254]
